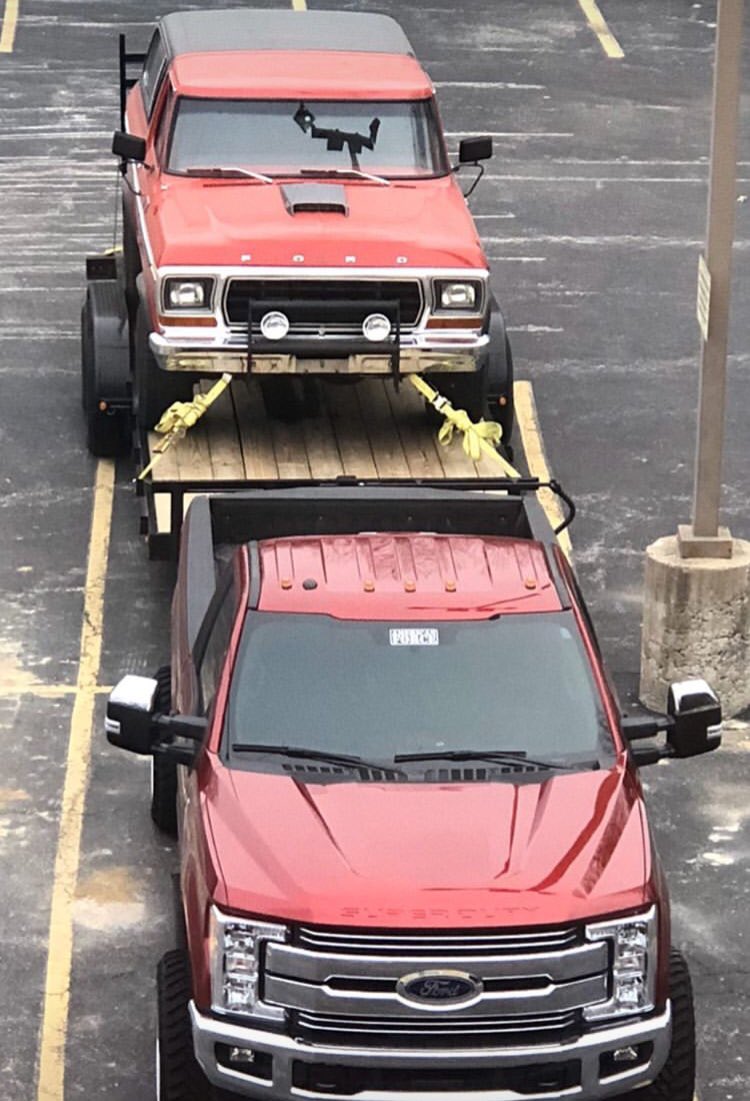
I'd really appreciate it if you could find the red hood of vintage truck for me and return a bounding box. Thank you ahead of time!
[147,174,487,270]
[204,757,651,927]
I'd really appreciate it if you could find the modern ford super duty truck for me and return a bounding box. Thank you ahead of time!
[106,485,720,1101]
[106,9,513,435]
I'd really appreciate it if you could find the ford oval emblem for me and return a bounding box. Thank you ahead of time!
[396,970,483,1009]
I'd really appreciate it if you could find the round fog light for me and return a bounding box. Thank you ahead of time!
[362,313,392,343]
[260,311,290,341]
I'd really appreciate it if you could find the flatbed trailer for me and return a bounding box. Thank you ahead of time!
[137,377,533,558]
[82,258,560,560]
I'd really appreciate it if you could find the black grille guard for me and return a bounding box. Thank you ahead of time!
[247,297,402,384]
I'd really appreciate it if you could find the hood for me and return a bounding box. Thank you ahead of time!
[205,759,650,927]
[147,175,487,269]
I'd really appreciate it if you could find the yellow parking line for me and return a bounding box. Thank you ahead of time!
[577,0,624,59]
[0,685,113,699]
[35,460,115,1101]
[0,0,19,52]
[514,381,573,561]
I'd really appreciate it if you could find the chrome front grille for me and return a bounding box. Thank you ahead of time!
[263,925,608,1050]
[224,278,424,330]
[294,1008,581,1050]
[297,924,581,956]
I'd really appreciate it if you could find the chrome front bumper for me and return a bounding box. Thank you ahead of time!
[149,331,488,376]
[190,1001,672,1101]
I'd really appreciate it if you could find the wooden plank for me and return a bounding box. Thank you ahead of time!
[302,399,345,479]
[146,430,181,483]
[197,379,245,482]
[385,382,447,479]
[269,415,312,481]
[232,380,279,481]
[355,380,411,478]
[168,398,212,481]
[323,383,378,479]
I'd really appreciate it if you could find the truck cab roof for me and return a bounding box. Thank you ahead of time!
[169,52,433,101]
[256,534,563,619]
[159,10,428,102]
[159,9,415,59]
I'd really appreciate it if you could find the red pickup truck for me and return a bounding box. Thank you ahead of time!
[107,485,720,1101]
[109,8,513,433]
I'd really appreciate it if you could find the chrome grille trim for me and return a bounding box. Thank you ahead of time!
[294,1008,581,1050]
[265,973,607,1018]
[296,925,580,955]
[267,941,607,984]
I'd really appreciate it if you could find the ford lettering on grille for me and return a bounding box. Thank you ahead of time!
[396,970,483,1009]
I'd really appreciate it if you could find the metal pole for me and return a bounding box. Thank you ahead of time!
[689,0,744,546]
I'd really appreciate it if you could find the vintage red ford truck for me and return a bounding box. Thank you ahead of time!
[106,484,720,1100]
[107,8,513,433]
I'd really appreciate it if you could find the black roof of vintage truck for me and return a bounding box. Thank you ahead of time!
[159,9,415,58]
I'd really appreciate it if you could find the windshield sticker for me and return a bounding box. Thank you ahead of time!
[389,628,440,647]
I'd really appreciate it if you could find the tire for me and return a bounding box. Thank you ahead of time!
[424,366,490,424]
[259,375,319,422]
[81,299,129,457]
[488,335,515,449]
[615,949,696,1101]
[133,305,193,431]
[151,666,178,837]
[156,950,215,1101]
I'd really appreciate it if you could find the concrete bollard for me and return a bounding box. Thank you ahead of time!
[640,535,750,717]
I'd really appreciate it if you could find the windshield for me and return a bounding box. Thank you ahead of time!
[225,612,613,770]
[168,97,447,178]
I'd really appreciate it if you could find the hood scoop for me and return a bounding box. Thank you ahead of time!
[281,183,348,216]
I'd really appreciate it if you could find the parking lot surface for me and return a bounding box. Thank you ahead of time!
[0,1,748,1098]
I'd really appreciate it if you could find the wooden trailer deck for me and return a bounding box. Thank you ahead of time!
[144,378,505,540]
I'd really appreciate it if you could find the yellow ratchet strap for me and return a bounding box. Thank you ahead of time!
[137,373,232,480]
[408,375,521,478]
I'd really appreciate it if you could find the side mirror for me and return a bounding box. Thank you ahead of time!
[458,136,493,165]
[667,679,722,758]
[112,129,146,163]
[106,675,159,754]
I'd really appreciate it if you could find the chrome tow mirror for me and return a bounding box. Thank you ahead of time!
[106,674,159,755]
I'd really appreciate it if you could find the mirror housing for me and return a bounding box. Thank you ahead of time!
[458,136,493,164]
[667,678,722,758]
[106,675,159,754]
[112,129,146,163]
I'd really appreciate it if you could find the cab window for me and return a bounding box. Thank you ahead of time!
[196,575,237,714]
[141,31,167,120]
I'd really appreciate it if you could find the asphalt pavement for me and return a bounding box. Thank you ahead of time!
[0,1,748,1098]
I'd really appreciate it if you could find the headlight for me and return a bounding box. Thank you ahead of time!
[584,907,658,1022]
[210,907,287,1022]
[163,277,214,311]
[434,280,482,311]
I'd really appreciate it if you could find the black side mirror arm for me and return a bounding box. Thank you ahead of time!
[153,713,209,771]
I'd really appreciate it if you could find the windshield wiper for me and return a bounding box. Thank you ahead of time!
[232,743,404,774]
[393,749,574,770]
[299,167,391,186]
[185,167,273,183]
